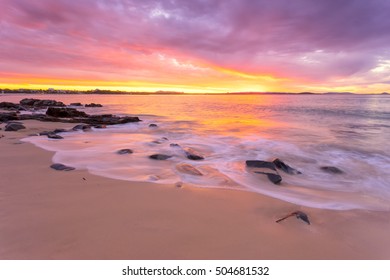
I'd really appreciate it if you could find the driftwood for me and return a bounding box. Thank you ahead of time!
[276,211,310,225]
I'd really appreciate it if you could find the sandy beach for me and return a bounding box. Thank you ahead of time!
[0,119,389,260]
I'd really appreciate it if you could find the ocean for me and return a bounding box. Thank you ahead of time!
[3,93,390,211]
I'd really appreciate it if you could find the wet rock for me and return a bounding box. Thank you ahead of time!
[273,158,302,175]
[85,103,103,107]
[47,133,63,139]
[5,122,26,131]
[184,147,204,160]
[149,175,160,181]
[117,149,133,155]
[70,102,83,106]
[46,107,88,118]
[0,112,19,122]
[320,166,343,174]
[50,163,75,171]
[20,98,65,107]
[175,181,183,188]
[246,160,282,184]
[93,124,106,129]
[152,137,168,144]
[175,163,203,176]
[246,160,277,170]
[170,143,180,147]
[149,154,172,160]
[149,123,158,128]
[53,128,68,133]
[72,124,92,131]
[0,102,21,110]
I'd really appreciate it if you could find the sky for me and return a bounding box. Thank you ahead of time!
[1,0,390,93]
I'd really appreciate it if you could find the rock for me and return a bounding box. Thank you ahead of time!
[93,124,106,129]
[20,98,65,107]
[50,163,75,171]
[320,166,343,174]
[0,102,20,110]
[47,133,63,139]
[170,143,180,147]
[46,107,88,118]
[152,137,168,144]
[70,102,83,106]
[117,149,133,155]
[273,158,302,174]
[246,160,277,170]
[184,147,204,160]
[175,163,203,176]
[149,175,160,181]
[53,128,68,133]
[174,181,183,188]
[72,124,92,131]
[149,154,172,160]
[0,112,19,122]
[246,160,282,184]
[5,122,26,131]
[85,103,103,107]
[149,123,158,128]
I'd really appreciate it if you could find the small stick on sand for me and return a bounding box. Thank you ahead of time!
[276,211,310,225]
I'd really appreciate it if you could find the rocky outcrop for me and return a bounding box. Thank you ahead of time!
[70,102,83,106]
[46,107,88,118]
[20,98,65,107]
[0,102,22,111]
[0,112,19,122]
[85,103,103,107]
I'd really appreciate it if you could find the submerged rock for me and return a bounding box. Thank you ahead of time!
[254,172,282,184]
[184,147,204,160]
[47,133,63,139]
[50,163,75,171]
[320,166,343,174]
[117,149,133,155]
[149,154,172,160]
[273,158,302,175]
[5,122,26,131]
[175,163,203,176]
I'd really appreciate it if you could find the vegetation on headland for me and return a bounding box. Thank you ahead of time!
[0,88,388,95]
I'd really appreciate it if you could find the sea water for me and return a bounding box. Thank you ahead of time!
[4,93,389,211]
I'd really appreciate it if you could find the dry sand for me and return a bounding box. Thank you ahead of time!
[1,120,390,259]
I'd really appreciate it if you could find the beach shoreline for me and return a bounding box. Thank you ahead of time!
[1,120,390,259]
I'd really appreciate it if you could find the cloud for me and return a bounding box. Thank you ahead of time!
[1,0,390,91]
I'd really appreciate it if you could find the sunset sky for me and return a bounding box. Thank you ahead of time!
[1,0,390,93]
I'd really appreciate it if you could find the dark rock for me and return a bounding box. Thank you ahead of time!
[0,112,19,122]
[184,148,204,160]
[20,98,65,107]
[50,163,75,171]
[38,131,51,136]
[70,102,83,106]
[254,172,282,184]
[246,160,277,171]
[93,124,106,129]
[320,166,343,174]
[175,163,203,176]
[117,149,133,155]
[85,103,103,107]
[149,123,158,127]
[47,133,63,139]
[72,124,92,131]
[5,122,26,131]
[53,128,68,133]
[46,107,88,118]
[0,102,20,110]
[149,154,172,160]
[246,160,282,184]
[170,143,180,147]
[273,158,302,175]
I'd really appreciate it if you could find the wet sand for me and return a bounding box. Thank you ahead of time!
[1,120,390,259]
